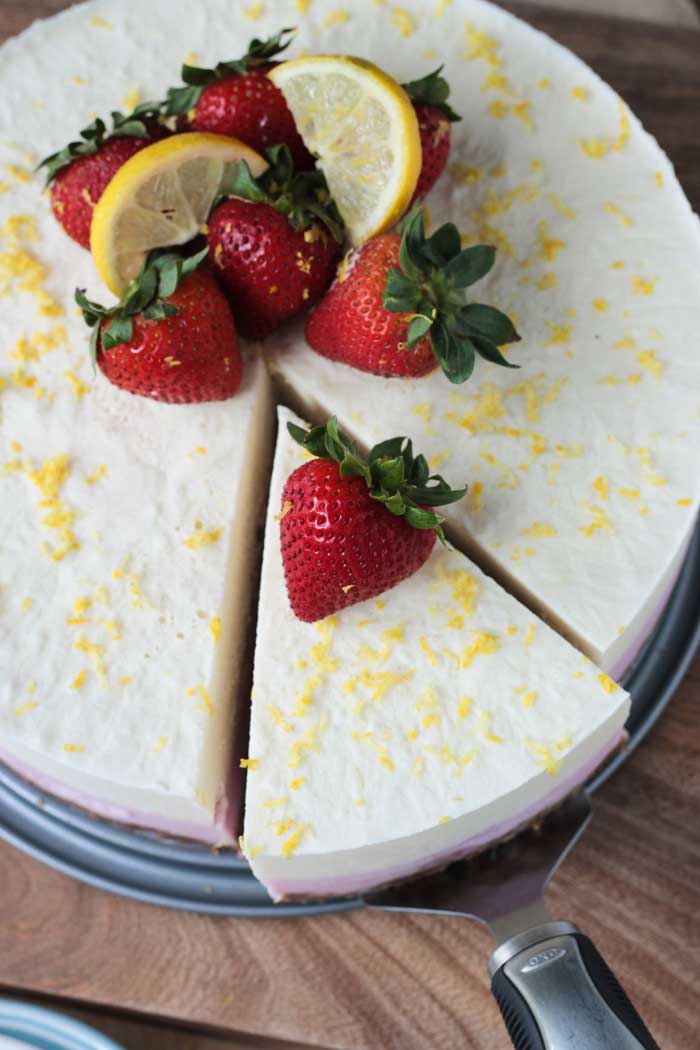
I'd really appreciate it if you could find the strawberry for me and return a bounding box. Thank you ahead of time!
[39,104,169,249]
[76,248,242,404]
[207,145,343,340]
[281,418,466,622]
[402,67,461,205]
[164,28,313,171]
[307,207,521,384]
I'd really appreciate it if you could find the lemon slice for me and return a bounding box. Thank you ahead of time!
[269,56,421,245]
[91,132,267,295]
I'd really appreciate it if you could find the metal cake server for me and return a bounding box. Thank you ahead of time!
[366,792,660,1049]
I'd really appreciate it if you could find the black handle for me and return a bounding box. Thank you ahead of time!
[490,928,660,1050]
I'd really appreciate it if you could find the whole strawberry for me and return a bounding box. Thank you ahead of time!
[76,248,242,404]
[207,144,343,340]
[306,207,521,383]
[39,104,168,249]
[165,28,313,170]
[281,418,466,622]
[402,67,461,204]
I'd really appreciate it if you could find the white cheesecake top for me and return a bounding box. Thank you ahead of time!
[243,408,630,878]
[266,0,700,668]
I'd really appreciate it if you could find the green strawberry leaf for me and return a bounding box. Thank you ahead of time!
[420,222,461,267]
[459,303,521,345]
[100,316,134,351]
[164,83,202,115]
[406,313,434,346]
[401,66,461,122]
[289,418,467,538]
[471,336,519,368]
[399,207,426,279]
[445,244,496,288]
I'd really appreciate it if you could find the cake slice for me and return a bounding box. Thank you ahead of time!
[0,357,273,844]
[243,408,630,900]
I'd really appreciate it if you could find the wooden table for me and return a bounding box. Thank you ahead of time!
[1,3,700,1048]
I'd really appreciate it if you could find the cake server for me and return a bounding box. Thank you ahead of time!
[366,792,660,1049]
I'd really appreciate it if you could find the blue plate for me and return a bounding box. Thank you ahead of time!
[0,1000,123,1050]
[1,524,698,916]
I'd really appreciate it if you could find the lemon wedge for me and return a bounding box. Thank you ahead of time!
[269,56,421,245]
[91,132,267,295]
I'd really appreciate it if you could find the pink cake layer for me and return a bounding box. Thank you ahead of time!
[264,730,626,900]
[0,745,237,847]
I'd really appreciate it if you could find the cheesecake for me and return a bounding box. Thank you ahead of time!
[0,0,695,869]
[243,408,630,899]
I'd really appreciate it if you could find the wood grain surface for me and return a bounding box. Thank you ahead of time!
[1,3,699,1050]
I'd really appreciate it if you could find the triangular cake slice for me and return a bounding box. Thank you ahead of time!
[1,357,273,845]
[243,409,630,900]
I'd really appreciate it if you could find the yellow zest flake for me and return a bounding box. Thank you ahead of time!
[391,7,415,36]
[266,706,293,733]
[457,696,472,720]
[288,718,326,768]
[636,350,663,381]
[74,634,107,685]
[522,690,537,709]
[22,595,32,611]
[521,521,556,539]
[537,78,551,89]
[447,161,483,184]
[480,711,503,744]
[579,503,614,538]
[537,221,566,262]
[405,728,418,741]
[598,673,618,695]
[9,324,67,363]
[460,632,499,669]
[593,476,609,501]
[274,818,295,837]
[412,401,433,433]
[422,711,440,729]
[150,736,168,754]
[89,15,112,27]
[488,99,508,120]
[64,370,91,399]
[244,0,265,17]
[289,776,305,790]
[571,86,588,102]
[71,669,87,690]
[15,699,38,716]
[419,636,438,667]
[592,298,608,313]
[413,757,425,778]
[545,194,576,220]
[341,584,353,594]
[438,816,450,825]
[631,275,656,296]
[655,171,664,188]
[511,100,533,131]
[633,446,667,487]
[275,499,293,523]
[64,742,85,753]
[554,443,582,459]
[447,382,504,434]
[183,525,223,549]
[187,683,214,716]
[536,272,557,291]
[544,322,572,348]
[469,479,484,514]
[436,0,452,12]
[524,624,535,647]
[579,99,630,159]
[611,260,625,271]
[240,757,260,770]
[112,560,145,607]
[526,741,560,776]
[84,464,107,485]
[195,787,208,808]
[296,0,311,11]
[464,23,501,66]
[603,201,633,228]
[281,823,306,859]
[618,487,640,501]
[677,498,692,507]
[115,675,132,688]
[7,453,80,562]
[323,9,350,27]
[5,163,31,183]
[209,615,222,644]
[262,797,288,808]
[506,626,518,636]
[481,71,515,97]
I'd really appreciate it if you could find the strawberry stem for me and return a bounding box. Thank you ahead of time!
[288,418,467,544]
[225,144,344,241]
[76,247,209,365]
[165,27,297,115]
[37,101,165,184]
[383,207,521,384]
[401,66,461,122]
